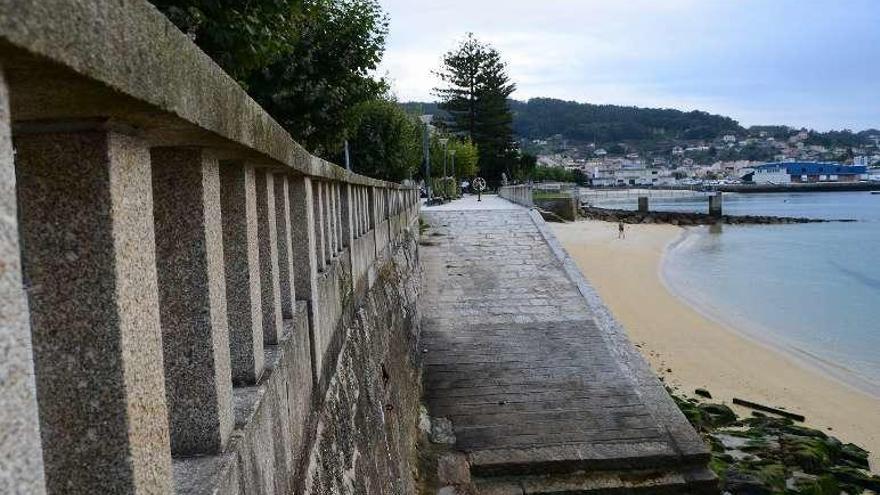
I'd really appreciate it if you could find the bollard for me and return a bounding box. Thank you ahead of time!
[709,192,723,218]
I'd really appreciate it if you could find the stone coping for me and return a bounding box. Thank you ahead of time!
[0,0,403,189]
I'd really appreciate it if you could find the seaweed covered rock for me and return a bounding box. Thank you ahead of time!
[783,435,839,473]
[699,403,738,428]
[840,443,871,470]
[669,394,877,494]
[724,468,773,495]
[827,466,880,493]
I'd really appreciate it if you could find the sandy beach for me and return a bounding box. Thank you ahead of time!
[551,220,880,471]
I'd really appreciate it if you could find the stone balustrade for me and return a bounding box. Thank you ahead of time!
[0,1,420,493]
[498,184,534,207]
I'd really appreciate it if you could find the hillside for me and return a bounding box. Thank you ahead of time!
[509,98,743,142]
[401,98,879,152]
[401,98,743,143]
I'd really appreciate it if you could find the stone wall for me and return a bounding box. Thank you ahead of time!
[173,229,423,495]
[0,1,423,493]
[534,197,578,221]
[302,231,422,495]
[498,184,533,207]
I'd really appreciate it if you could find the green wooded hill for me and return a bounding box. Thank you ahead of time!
[401,99,880,155]
[401,98,744,143]
[509,98,743,142]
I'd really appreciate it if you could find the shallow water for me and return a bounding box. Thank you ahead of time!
[636,192,880,395]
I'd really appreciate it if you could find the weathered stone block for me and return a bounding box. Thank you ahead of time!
[314,181,328,268]
[220,162,264,385]
[0,67,46,495]
[289,176,321,387]
[151,147,234,455]
[438,453,471,485]
[273,174,296,319]
[254,169,283,344]
[15,127,172,493]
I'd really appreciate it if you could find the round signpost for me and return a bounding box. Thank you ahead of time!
[473,177,487,202]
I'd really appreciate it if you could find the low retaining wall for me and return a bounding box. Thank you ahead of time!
[534,197,578,221]
[498,184,533,207]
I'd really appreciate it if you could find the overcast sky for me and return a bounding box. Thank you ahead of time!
[377,0,879,131]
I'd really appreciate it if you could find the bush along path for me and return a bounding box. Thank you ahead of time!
[671,391,880,494]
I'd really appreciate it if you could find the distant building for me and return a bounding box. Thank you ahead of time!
[788,131,809,143]
[747,162,867,184]
[590,167,673,187]
[854,155,879,167]
[722,134,737,143]
[594,148,607,157]
[672,146,684,155]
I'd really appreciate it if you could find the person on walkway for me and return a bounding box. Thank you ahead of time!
[618,221,625,239]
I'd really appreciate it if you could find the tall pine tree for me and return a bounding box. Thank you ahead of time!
[433,34,516,182]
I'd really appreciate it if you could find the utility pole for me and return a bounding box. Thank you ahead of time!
[450,149,457,197]
[419,115,432,201]
[439,138,449,198]
[344,139,351,171]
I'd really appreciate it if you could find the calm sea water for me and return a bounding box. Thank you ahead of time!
[624,192,880,396]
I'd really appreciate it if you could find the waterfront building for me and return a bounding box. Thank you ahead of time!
[590,167,674,187]
[854,155,879,167]
[746,162,868,184]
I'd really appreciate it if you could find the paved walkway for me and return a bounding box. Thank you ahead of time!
[420,195,714,492]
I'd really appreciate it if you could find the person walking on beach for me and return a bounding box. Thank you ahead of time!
[618,221,625,239]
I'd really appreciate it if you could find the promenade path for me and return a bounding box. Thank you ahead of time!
[420,195,715,493]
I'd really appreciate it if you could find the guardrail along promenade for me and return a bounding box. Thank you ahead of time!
[0,1,420,493]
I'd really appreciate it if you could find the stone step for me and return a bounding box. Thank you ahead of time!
[473,465,718,494]
[468,443,710,478]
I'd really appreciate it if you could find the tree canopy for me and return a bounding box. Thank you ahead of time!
[154,0,389,156]
[344,99,420,182]
[428,136,479,179]
[434,34,517,182]
[152,0,303,82]
[246,0,389,155]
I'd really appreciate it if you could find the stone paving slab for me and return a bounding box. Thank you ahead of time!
[420,198,713,489]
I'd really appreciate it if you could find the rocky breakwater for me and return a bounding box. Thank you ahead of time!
[580,206,855,226]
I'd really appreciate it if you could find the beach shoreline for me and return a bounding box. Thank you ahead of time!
[551,220,880,471]
[658,228,880,401]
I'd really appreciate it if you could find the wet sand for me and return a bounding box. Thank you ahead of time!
[552,220,880,471]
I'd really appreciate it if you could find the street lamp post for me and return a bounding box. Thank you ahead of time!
[439,138,449,199]
[419,115,432,201]
[449,149,457,197]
